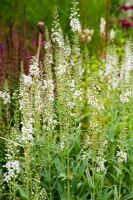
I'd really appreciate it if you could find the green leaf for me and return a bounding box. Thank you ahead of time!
[71,161,87,192]
[79,192,90,200]
[102,190,113,200]
[16,185,29,200]
[54,156,65,174]
[57,183,67,200]
[122,192,133,200]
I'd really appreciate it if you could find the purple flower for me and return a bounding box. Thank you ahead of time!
[0,43,3,49]
[119,5,133,11]
[119,5,130,11]
[120,19,133,28]
[129,5,133,9]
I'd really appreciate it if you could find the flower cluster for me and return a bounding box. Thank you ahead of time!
[19,72,34,143]
[29,56,40,77]
[109,29,115,41]
[34,78,44,113]
[22,123,33,142]
[0,90,11,104]
[87,87,104,111]
[57,61,68,76]
[120,90,131,103]
[119,41,133,104]
[51,9,64,48]
[81,134,92,161]
[43,41,51,50]
[3,160,20,183]
[44,79,55,102]
[23,75,32,87]
[120,41,133,82]
[70,18,81,32]
[117,123,127,163]
[65,43,71,57]
[96,139,108,172]
[66,80,82,112]
[70,1,81,32]
[100,18,106,37]
[119,2,133,29]
[104,47,119,90]
[117,150,127,163]
[43,45,57,132]
[96,157,106,172]
[51,30,64,48]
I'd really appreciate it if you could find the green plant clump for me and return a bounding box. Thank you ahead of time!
[0,1,133,200]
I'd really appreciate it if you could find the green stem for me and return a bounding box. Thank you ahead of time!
[25,145,31,197]
[82,0,87,29]
[67,154,70,200]
[49,165,52,200]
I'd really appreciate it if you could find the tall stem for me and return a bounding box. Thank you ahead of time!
[105,0,110,48]
[82,0,87,29]
[36,33,42,62]
[67,154,70,200]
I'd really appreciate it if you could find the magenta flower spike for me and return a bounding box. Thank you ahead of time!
[119,5,133,11]
[120,19,133,29]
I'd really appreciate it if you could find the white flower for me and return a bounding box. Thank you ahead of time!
[70,1,81,32]
[117,151,127,163]
[108,76,119,90]
[81,150,91,161]
[3,174,11,183]
[60,141,65,150]
[88,95,104,111]
[0,91,11,104]
[69,80,75,89]
[84,135,92,147]
[0,91,4,98]
[96,157,106,172]
[109,29,115,40]
[29,57,40,77]
[22,124,33,142]
[48,54,53,64]
[3,95,11,104]
[3,160,20,183]
[73,89,82,100]
[11,160,20,173]
[44,79,55,102]
[65,46,71,57]
[51,30,64,48]
[23,75,32,86]
[44,41,51,49]
[57,61,68,76]
[70,18,81,32]
[67,101,75,108]
[120,90,131,103]
[100,18,106,36]
[60,134,65,150]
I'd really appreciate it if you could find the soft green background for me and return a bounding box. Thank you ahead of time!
[0,0,119,30]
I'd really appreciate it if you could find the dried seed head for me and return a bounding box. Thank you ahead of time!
[37,21,45,34]
[78,29,94,42]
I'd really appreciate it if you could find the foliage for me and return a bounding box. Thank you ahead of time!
[0,0,133,200]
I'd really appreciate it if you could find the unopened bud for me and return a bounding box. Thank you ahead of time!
[37,21,45,34]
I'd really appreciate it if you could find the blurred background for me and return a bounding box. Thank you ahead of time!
[0,0,132,88]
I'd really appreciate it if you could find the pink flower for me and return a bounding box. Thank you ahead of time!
[119,5,133,11]
[129,5,133,10]
[120,19,133,28]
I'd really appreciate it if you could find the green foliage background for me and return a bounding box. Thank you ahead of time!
[0,0,120,30]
